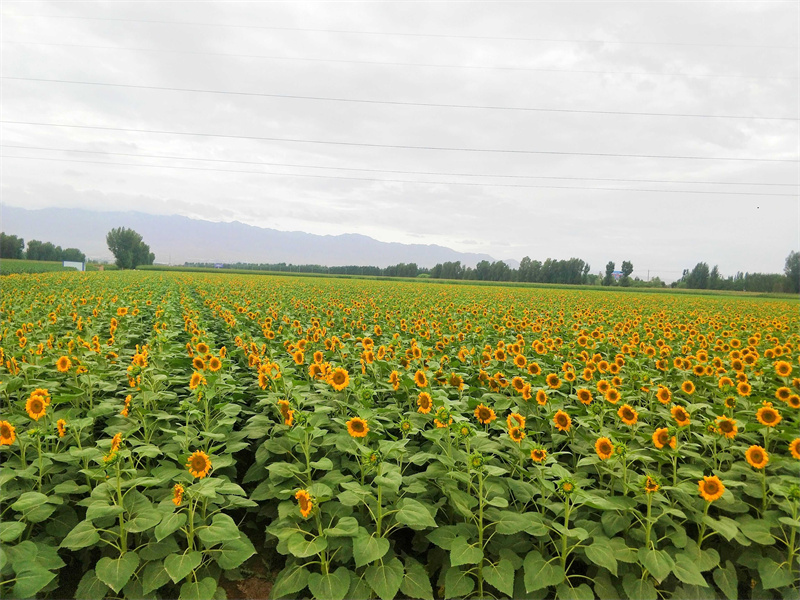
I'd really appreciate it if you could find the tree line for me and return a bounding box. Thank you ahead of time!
[675,252,798,293]
[0,232,86,263]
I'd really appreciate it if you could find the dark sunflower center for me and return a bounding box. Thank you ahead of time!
[762,410,776,423]
[557,415,567,426]
[751,450,764,463]
[479,408,490,420]
[719,421,733,433]
[0,425,10,437]
[351,421,364,432]
[705,481,719,494]
[623,409,634,420]
[30,399,44,413]
[658,431,669,444]
[600,442,611,454]
[333,373,345,384]
[191,456,207,470]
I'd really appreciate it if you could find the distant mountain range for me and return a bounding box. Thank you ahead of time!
[1,206,498,268]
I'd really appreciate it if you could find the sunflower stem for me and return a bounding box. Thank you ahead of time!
[644,492,653,549]
[477,468,484,599]
[697,502,710,549]
[115,460,127,554]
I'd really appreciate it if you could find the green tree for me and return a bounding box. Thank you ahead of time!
[603,261,615,286]
[620,260,633,287]
[106,227,155,269]
[785,251,800,294]
[0,233,25,258]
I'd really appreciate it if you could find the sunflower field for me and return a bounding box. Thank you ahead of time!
[0,270,798,600]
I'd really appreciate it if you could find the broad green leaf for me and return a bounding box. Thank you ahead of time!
[287,532,328,559]
[197,512,239,546]
[217,534,256,570]
[154,511,187,542]
[353,533,389,567]
[310,457,334,470]
[61,520,100,550]
[11,491,49,512]
[449,536,482,567]
[179,576,217,600]
[638,548,673,583]
[308,567,351,600]
[484,559,515,597]
[702,515,739,542]
[95,552,139,594]
[86,502,124,521]
[0,521,26,542]
[523,551,565,592]
[622,573,657,600]
[13,567,57,599]
[426,525,472,550]
[739,519,775,545]
[74,569,107,600]
[142,561,171,595]
[365,558,404,600]
[489,509,547,536]
[712,561,739,600]
[125,509,162,533]
[557,583,594,600]
[395,499,437,530]
[586,539,617,576]
[400,558,433,600]
[757,557,793,590]
[271,565,310,599]
[164,551,202,584]
[672,555,709,587]
[444,566,474,599]
[325,516,359,537]
[601,512,631,537]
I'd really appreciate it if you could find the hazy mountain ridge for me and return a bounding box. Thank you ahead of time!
[1,207,495,268]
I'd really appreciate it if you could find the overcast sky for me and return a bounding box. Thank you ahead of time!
[1,1,798,280]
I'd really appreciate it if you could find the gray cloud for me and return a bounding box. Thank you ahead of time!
[1,0,797,281]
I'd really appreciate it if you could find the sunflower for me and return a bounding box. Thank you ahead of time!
[521,384,532,401]
[546,373,561,389]
[553,410,571,432]
[346,417,369,438]
[745,445,769,469]
[389,371,400,390]
[788,395,800,409]
[417,392,433,414]
[737,381,751,397]
[681,381,695,395]
[718,377,733,389]
[790,438,800,460]
[187,450,212,479]
[295,489,313,518]
[775,360,792,378]
[595,437,614,460]
[575,388,592,405]
[756,404,781,427]
[617,404,638,426]
[559,480,576,495]
[448,373,464,390]
[536,390,548,406]
[278,400,294,426]
[597,379,611,394]
[605,388,621,404]
[511,376,525,392]
[530,448,547,463]
[434,407,453,428]
[724,396,737,409]
[0,421,16,446]
[400,419,412,434]
[414,370,428,388]
[656,386,671,404]
[208,357,221,372]
[644,476,660,494]
[57,419,67,438]
[528,362,541,376]
[714,416,738,439]
[507,412,525,429]
[196,342,209,355]
[474,404,496,425]
[26,393,47,421]
[192,357,206,371]
[671,405,691,427]
[172,484,184,506]
[514,354,527,368]
[652,427,676,449]
[110,433,123,453]
[509,427,526,443]
[698,475,725,502]
[292,351,304,365]
[189,372,206,390]
[329,368,350,391]
[56,356,71,372]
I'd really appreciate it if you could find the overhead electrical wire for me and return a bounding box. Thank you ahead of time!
[3,154,796,197]
[3,121,795,163]
[8,13,797,49]
[3,41,793,81]
[4,76,795,121]
[2,144,795,188]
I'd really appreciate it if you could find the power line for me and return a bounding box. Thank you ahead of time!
[5,76,796,122]
[9,14,797,49]
[4,41,794,81]
[3,144,795,188]
[3,154,796,197]
[3,120,796,163]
